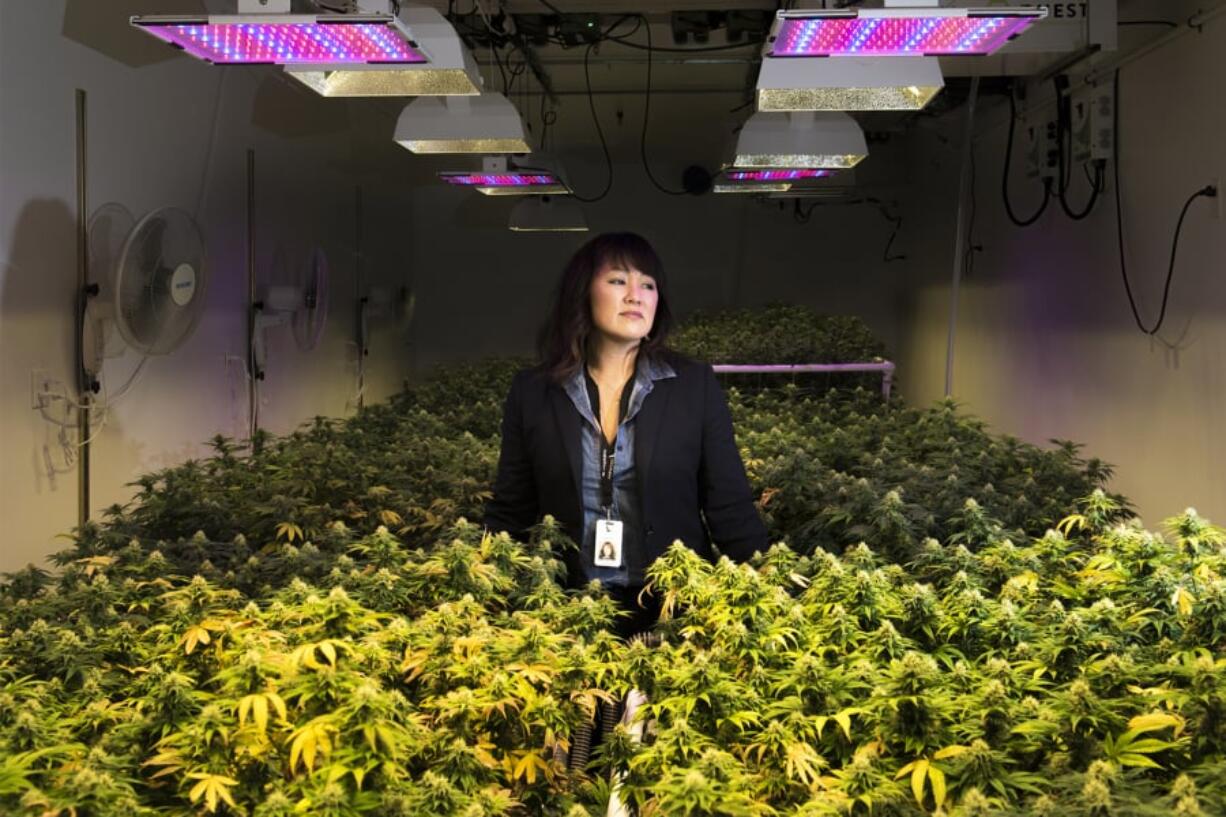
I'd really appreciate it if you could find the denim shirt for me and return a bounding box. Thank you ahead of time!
[562,354,677,587]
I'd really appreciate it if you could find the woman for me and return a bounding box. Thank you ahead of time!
[484,232,768,636]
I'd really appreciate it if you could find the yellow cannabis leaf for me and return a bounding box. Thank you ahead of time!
[1172,587,1196,617]
[1056,513,1088,536]
[288,716,336,774]
[187,773,238,813]
[237,691,287,734]
[508,750,552,785]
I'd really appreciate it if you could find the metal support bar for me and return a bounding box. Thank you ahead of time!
[1086,5,1226,85]
[75,88,90,531]
[712,362,898,401]
[246,149,258,437]
[945,75,980,399]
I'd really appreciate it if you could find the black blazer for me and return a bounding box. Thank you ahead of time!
[484,352,769,585]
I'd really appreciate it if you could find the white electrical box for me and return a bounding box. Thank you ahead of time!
[1071,82,1115,164]
[1023,106,1059,181]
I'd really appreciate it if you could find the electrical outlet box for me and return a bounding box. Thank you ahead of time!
[1023,109,1059,181]
[1071,82,1115,164]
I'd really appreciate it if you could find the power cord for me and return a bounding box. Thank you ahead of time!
[1112,69,1218,336]
[636,15,688,196]
[569,43,615,202]
[1002,87,1052,227]
[1052,75,1103,221]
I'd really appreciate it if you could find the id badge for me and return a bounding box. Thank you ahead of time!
[593,519,624,567]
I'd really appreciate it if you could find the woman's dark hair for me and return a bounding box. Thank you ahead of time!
[537,232,674,383]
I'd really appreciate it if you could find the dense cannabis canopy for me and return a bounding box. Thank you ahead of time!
[2,308,1220,816]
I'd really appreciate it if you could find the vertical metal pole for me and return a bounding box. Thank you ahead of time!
[355,185,365,410]
[246,149,257,437]
[944,76,980,398]
[75,89,91,530]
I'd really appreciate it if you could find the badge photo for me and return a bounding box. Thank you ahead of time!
[594,519,623,567]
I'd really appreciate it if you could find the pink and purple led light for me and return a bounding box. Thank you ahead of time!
[135,20,426,65]
[726,169,833,182]
[442,174,561,187]
[770,14,1039,57]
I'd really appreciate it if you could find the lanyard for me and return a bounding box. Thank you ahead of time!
[584,367,635,518]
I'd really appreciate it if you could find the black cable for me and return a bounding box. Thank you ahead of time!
[1112,70,1218,336]
[1052,76,1073,196]
[1050,75,1104,220]
[637,15,688,196]
[1119,20,1178,28]
[1002,88,1052,227]
[570,42,614,203]
[535,0,564,14]
[1060,162,1103,220]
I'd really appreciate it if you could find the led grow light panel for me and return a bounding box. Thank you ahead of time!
[725,169,833,182]
[440,173,569,195]
[769,8,1045,57]
[130,15,426,65]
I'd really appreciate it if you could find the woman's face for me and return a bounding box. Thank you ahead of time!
[589,260,658,346]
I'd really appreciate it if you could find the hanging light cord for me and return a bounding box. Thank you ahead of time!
[1112,69,1217,336]
[1002,88,1052,227]
[636,15,689,196]
[569,41,614,203]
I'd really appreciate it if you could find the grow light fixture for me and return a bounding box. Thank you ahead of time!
[757,54,944,112]
[131,6,482,98]
[440,173,569,196]
[725,169,833,182]
[130,13,426,66]
[733,111,868,169]
[767,7,1046,58]
[508,196,588,232]
[714,182,793,194]
[284,7,482,97]
[395,93,531,154]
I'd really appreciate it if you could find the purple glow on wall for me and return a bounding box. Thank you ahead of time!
[770,14,1037,57]
[136,21,426,65]
[441,174,560,187]
[726,169,833,181]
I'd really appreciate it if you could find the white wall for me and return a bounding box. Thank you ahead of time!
[0,2,415,571]
[895,18,1226,528]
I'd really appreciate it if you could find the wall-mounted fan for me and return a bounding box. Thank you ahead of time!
[293,247,329,352]
[81,205,207,389]
[252,246,331,378]
[358,283,414,356]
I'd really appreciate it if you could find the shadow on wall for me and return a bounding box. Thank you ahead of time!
[2,199,145,543]
[62,0,206,68]
[2,199,77,515]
